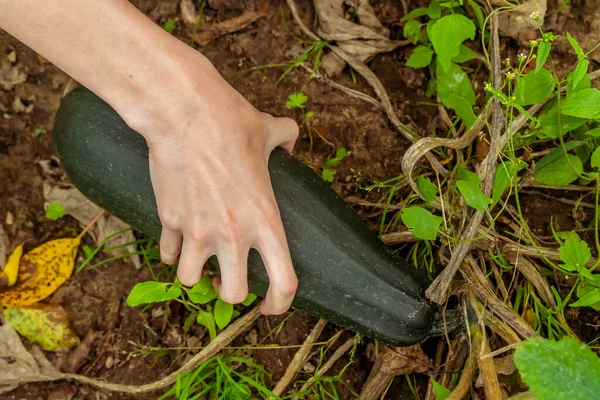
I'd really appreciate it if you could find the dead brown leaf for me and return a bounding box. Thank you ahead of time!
[315,0,405,76]
[0,321,62,394]
[180,0,198,25]
[43,183,141,269]
[497,0,547,38]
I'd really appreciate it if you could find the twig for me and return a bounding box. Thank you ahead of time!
[446,351,476,400]
[285,0,448,177]
[292,336,356,399]
[469,293,503,400]
[272,319,327,397]
[425,14,504,304]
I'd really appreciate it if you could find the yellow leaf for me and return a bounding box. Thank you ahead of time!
[0,243,23,287]
[0,238,80,307]
[3,304,80,351]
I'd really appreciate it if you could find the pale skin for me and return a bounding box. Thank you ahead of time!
[1,0,299,314]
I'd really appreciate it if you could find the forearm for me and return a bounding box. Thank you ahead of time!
[0,0,212,135]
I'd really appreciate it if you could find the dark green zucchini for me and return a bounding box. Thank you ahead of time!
[53,87,435,346]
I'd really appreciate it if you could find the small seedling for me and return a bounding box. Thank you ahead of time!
[322,148,349,182]
[45,202,65,220]
[163,18,175,33]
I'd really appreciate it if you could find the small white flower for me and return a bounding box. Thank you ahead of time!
[529,39,538,47]
[504,57,511,65]
[484,83,492,91]
[518,53,527,58]
[505,71,516,80]
[530,11,540,20]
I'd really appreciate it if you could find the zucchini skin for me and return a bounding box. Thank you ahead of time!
[54,87,435,345]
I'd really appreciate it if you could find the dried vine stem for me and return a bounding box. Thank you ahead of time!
[292,336,356,399]
[285,0,448,176]
[425,14,504,304]
[32,306,261,394]
[272,319,328,396]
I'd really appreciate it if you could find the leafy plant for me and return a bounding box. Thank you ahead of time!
[45,202,65,220]
[322,147,349,182]
[163,18,175,33]
[127,276,258,341]
[402,4,478,127]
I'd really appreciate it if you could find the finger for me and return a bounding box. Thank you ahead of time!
[214,247,249,304]
[159,226,183,265]
[177,237,212,287]
[256,225,297,315]
[265,116,299,154]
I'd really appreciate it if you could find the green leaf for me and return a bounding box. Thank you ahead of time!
[467,0,485,28]
[567,69,591,97]
[187,275,218,304]
[400,206,442,240]
[431,15,476,71]
[566,32,585,58]
[406,45,434,68]
[432,379,451,400]
[417,176,437,204]
[515,69,555,106]
[538,102,587,139]
[452,45,477,63]
[585,127,600,138]
[404,20,422,44]
[401,7,429,22]
[536,142,583,170]
[127,281,181,307]
[285,92,308,109]
[242,293,258,306]
[571,59,590,91]
[591,147,600,169]
[535,41,551,72]
[427,0,441,19]
[535,153,583,186]
[214,299,234,329]
[571,287,600,308]
[558,232,591,271]
[492,160,527,206]
[458,164,481,185]
[457,180,492,211]
[196,310,217,340]
[437,61,477,127]
[163,19,175,33]
[45,202,65,221]
[562,88,600,119]
[514,337,600,400]
[576,283,600,311]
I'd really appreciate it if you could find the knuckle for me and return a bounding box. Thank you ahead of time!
[258,202,281,228]
[278,276,298,297]
[188,225,207,242]
[219,213,242,241]
[159,209,180,229]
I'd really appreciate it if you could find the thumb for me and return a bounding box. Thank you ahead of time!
[265,116,299,154]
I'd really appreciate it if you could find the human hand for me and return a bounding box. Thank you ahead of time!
[130,56,299,315]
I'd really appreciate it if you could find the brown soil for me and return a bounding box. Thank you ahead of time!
[1,0,599,399]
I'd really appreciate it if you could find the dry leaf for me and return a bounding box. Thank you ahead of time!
[0,243,23,287]
[0,224,8,268]
[315,0,403,76]
[0,238,80,307]
[497,0,547,37]
[0,322,61,394]
[0,62,27,91]
[4,304,80,351]
[181,0,198,25]
[44,183,141,269]
[494,354,516,375]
